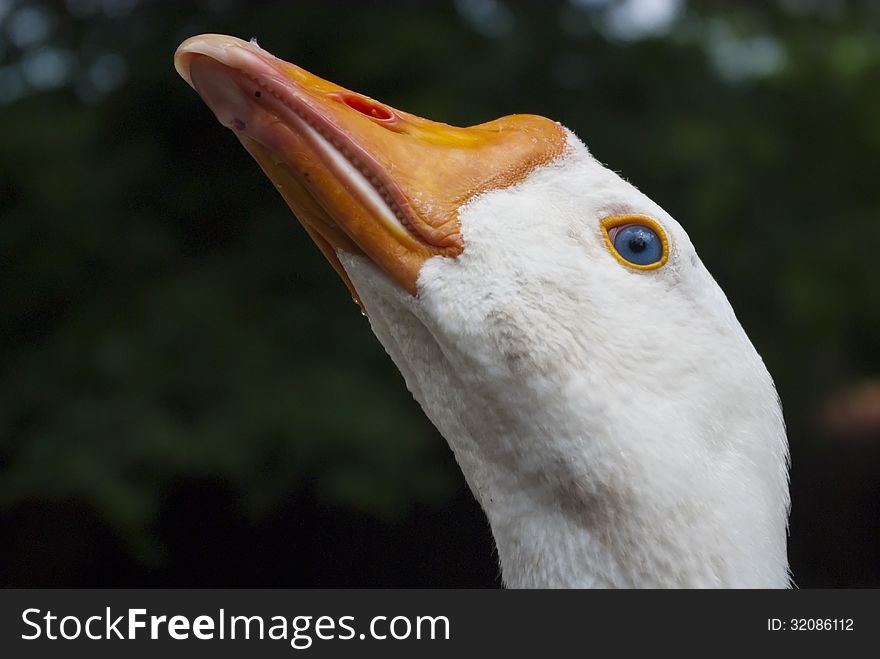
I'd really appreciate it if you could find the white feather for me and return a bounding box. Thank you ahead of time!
[337,130,790,588]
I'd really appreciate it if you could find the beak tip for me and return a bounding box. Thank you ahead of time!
[173,52,194,89]
[174,33,272,89]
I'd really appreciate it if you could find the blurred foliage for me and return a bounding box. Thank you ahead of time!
[1,0,878,582]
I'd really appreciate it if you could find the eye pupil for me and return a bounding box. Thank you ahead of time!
[611,223,664,267]
[628,236,647,253]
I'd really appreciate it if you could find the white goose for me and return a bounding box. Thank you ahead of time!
[174,35,791,588]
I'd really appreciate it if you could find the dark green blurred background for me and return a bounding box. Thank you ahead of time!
[1,0,879,587]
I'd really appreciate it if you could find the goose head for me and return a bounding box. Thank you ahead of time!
[175,35,791,588]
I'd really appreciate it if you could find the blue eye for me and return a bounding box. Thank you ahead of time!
[611,224,663,266]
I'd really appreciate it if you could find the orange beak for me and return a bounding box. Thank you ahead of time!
[174,34,565,302]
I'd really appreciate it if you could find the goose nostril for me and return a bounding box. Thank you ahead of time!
[331,92,396,122]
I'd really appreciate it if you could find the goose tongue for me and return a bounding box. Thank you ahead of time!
[174,34,566,298]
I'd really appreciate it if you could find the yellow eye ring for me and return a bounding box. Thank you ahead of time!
[600,214,669,271]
